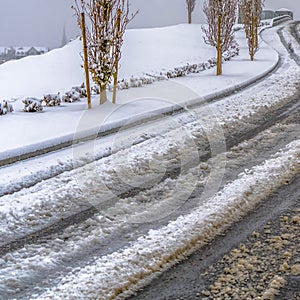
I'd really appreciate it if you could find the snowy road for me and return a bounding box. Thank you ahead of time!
[0,22,299,299]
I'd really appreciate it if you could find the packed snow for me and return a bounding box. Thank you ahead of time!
[33,140,300,300]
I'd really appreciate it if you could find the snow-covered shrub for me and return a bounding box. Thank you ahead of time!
[107,74,159,91]
[147,43,238,81]
[63,83,86,103]
[141,76,155,85]
[166,60,213,78]
[62,91,80,103]
[43,93,61,106]
[195,63,205,72]
[91,85,100,95]
[130,77,143,88]
[62,91,79,103]
[72,83,87,98]
[117,80,130,90]
[0,104,7,116]
[233,24,244,32]
[223,41,239,61]
[0,100,13,115]
[23,98,43,112]
[149,73,167,81]
[99,44,240,94]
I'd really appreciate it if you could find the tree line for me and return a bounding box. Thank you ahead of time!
[195,0,264,75]
[74,0,264,108]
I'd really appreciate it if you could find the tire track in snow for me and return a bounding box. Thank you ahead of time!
[1,88,299,258]
[1,119,299,300]
[33,140,300,300]
[1,21,297,199]
[0,52,299,255]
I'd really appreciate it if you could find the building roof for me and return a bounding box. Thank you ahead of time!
[15,46,48,52]
[0,46,48,55]
[275,8,292,12]
[262,9,275,12]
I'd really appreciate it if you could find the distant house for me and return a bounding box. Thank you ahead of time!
[275,8,294,19]
[0,46,48,64]
[238,7,294,24]
[261,9,276,20]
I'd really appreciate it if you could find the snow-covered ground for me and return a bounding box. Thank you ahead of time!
[0,24,217,100]
[0,24,276,160]
[33,140,300,300]
[0,21,299,299]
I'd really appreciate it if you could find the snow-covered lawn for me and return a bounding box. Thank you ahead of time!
[0,24,217,100]
[0,23,279,159]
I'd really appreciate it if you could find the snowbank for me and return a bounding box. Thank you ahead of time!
[0,24,216,100]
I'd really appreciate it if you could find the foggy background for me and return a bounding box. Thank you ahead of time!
[0,0,299,49]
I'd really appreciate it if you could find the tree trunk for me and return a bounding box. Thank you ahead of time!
[81,12,92,109]
[250,16,255,61]
[254,17,258,49]
[217,46,222,76]
[112,9,121,104]
[112,72,118,104]
[100,84,107,104]
[216,15,222,76]
[188,8,192,24]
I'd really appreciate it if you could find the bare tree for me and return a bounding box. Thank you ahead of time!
[73,0,137,105]
[239,0,264,61]
[111,1,138,104]
[186,0,196,24]
[202,0,238,75]
[73,0,114,104]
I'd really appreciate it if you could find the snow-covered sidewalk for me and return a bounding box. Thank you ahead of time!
[0,25,280,164]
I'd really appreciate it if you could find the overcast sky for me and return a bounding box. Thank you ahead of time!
[0,0,298,49]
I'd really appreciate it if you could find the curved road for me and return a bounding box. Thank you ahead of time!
[128,21,300,300]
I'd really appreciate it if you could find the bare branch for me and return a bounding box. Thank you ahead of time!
[73,0,138,104]
[239,0,264,60]
[202,0,237,51]
[202,0,238,75]
[186,0,196,24]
